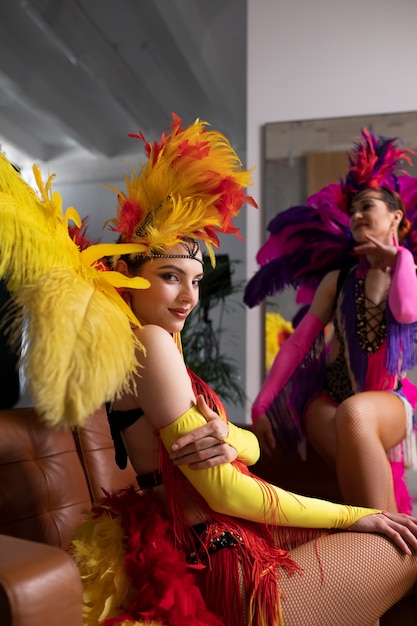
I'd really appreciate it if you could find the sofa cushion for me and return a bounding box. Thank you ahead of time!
[0,408,91,548]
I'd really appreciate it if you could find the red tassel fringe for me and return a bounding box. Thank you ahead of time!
[96,489,223,626]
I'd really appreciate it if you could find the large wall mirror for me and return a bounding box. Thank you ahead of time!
[262,111,417,373]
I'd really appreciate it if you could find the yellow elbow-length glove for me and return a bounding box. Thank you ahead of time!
[224,421,260,466]
[161,406,381,529]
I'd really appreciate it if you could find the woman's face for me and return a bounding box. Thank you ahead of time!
[125,243,204,333]
[348,189,402,244]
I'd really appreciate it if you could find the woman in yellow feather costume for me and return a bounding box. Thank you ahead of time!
[70,116,417,626]
[4,116,417,625]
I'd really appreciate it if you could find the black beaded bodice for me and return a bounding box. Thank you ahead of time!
[354,275,387,354]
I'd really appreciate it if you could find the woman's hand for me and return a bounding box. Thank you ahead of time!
[353,233,398,268]
[169,395,238,469]
[253,414,276,456]
[350,511,417,555]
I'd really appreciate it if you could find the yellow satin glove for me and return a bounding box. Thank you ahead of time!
[161,406,381,529]
[225,421,260,466]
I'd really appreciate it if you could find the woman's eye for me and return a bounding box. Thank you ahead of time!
[161,273,178,281]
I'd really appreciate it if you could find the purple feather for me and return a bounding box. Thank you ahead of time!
[244,199,356,308]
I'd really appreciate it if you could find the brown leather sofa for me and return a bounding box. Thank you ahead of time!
[0,406,137,626]
[0,406,341,626]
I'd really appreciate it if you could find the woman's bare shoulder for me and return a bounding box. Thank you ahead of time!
[131,325,195,427]
[135,323,171,341]
[315,270,342,300]
[133,324,184,368]
[133,324,175,351]
[320,269,340,288]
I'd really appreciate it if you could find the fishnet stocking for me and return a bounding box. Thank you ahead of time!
[306,391,406,511]
[334,393,405,511]
[277,531,417,625]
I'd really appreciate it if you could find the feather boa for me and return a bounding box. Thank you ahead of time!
[71,488,224,626]
[71,477,306,626]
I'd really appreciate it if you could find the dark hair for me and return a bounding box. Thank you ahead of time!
[119,254,150,274]
[380,188,411,243]
[104,251,149,274]
[379,187,404,212]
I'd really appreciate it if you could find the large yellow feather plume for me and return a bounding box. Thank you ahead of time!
[0,154,149,428]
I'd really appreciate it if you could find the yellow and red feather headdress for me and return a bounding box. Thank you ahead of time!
[105,113,257,266]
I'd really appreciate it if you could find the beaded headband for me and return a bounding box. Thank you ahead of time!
[147,239,204,266]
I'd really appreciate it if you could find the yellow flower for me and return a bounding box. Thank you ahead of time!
[265,312,293,372]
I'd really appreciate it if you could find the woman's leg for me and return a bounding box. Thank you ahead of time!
[305,392,406,511]
[334,392,406,511]
[304,396,338,465]
[280,531,417,626]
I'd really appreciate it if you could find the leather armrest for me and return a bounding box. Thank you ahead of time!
[0,534,83,626]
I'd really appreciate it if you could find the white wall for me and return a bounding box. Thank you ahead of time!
[246,0,417,413]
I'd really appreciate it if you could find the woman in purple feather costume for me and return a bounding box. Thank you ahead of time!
[244,129,417,514]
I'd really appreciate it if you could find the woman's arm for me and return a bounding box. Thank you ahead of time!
[134,325,259,466]
[251,271,339,421]
[132,324,197,429]
[161,406,417,555]
[135,325,372,528]
[170,395,260,468]
[389,247,417,323]
[161,403,379,529]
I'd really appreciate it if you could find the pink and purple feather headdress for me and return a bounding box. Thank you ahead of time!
[244,128,417,309]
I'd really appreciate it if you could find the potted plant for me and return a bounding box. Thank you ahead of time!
[181,254,246,406]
